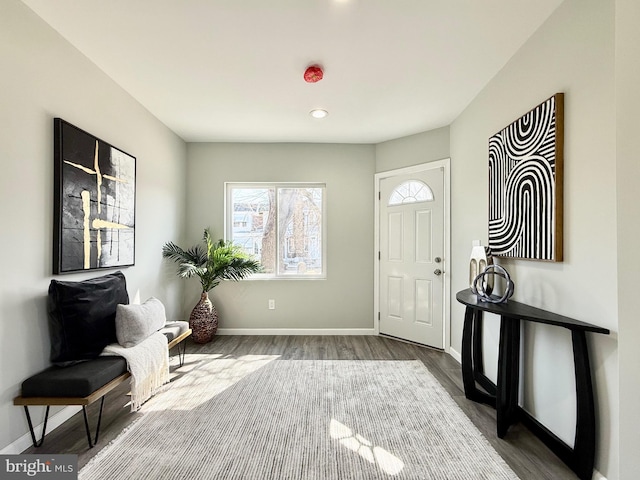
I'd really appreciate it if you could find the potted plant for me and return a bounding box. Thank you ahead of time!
[162,228,261,343]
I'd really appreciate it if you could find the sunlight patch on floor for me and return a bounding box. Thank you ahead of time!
[330,418,404,475]
[144,354,281,411]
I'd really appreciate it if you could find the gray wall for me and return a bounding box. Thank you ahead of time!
[184,143,375,331]
[0,0,187,450]
[450,0,618,477]
[375,127,450,173]
[616,0,640,477]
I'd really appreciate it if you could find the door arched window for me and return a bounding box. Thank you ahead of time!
[388,180,434,206]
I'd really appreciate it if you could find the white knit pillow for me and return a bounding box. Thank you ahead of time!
[115,297,166,348]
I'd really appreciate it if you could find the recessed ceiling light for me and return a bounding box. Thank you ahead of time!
[310,109,328,119]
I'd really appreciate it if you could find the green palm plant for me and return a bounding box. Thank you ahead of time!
[162,228,262,293]
[162,228,261,343]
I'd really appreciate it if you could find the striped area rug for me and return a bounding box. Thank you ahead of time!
[80,356,519,480]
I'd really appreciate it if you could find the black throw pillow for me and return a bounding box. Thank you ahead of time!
[48,271,129,365]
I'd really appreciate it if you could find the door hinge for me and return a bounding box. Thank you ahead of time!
[378,251,381,260]
[378,191,381,200]
[378,312,381,321]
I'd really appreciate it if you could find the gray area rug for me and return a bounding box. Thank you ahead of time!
[80,356,519,479]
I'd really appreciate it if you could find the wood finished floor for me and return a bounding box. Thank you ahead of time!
[23,335,578,479]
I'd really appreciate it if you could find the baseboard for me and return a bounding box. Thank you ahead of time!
[0,405,81,455]
[448,346,461,364]
[216,328,377,336]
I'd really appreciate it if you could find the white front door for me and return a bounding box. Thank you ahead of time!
[378,167,445,348]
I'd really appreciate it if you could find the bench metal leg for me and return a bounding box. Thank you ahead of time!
[170,340,187,367]
[177,339,187,367]
[82,396,106,448]
[23,405,50,448]
[24,396,107,449]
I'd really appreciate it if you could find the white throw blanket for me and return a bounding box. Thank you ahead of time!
[101,331,170,411]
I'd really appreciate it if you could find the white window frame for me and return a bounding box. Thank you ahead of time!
[224,182,327,280]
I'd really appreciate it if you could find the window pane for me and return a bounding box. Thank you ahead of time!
[227,183,325,279]
[277,187,323,276]
[388,180,434,205]
[230,187,274,274]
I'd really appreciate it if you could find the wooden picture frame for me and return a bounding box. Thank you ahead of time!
[53,118,136,274]
[488,93,564,261]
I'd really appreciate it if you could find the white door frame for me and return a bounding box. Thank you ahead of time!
[374,159,451,353]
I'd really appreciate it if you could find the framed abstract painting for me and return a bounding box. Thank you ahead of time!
[53,118,136,274]
[488,93,564,262]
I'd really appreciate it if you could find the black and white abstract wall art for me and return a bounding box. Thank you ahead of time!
[488,93,564,261]
[53,118,136,274]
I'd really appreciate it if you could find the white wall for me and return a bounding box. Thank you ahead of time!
[0,0,186,450]
[450,0,618,477]
[615,0,640,478]
[184,143,375,331]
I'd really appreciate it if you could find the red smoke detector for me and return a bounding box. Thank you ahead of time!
[304,65,324,83]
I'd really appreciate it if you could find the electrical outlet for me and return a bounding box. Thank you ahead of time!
[268,299,275,310]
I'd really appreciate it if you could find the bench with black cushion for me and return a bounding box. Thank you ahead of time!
[21,357,129,399]
[15,357,129,448]
[13,272,191,449]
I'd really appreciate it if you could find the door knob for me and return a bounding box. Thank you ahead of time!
[435,257,442,263]
[434,269,443,276]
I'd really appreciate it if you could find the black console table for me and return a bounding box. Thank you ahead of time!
[456,289,609,480]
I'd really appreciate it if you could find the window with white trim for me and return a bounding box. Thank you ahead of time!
[225,183,326,278]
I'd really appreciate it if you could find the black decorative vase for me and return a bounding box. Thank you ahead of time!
[189,292,218,344]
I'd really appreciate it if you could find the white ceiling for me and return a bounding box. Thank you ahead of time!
[21,0,564,144]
